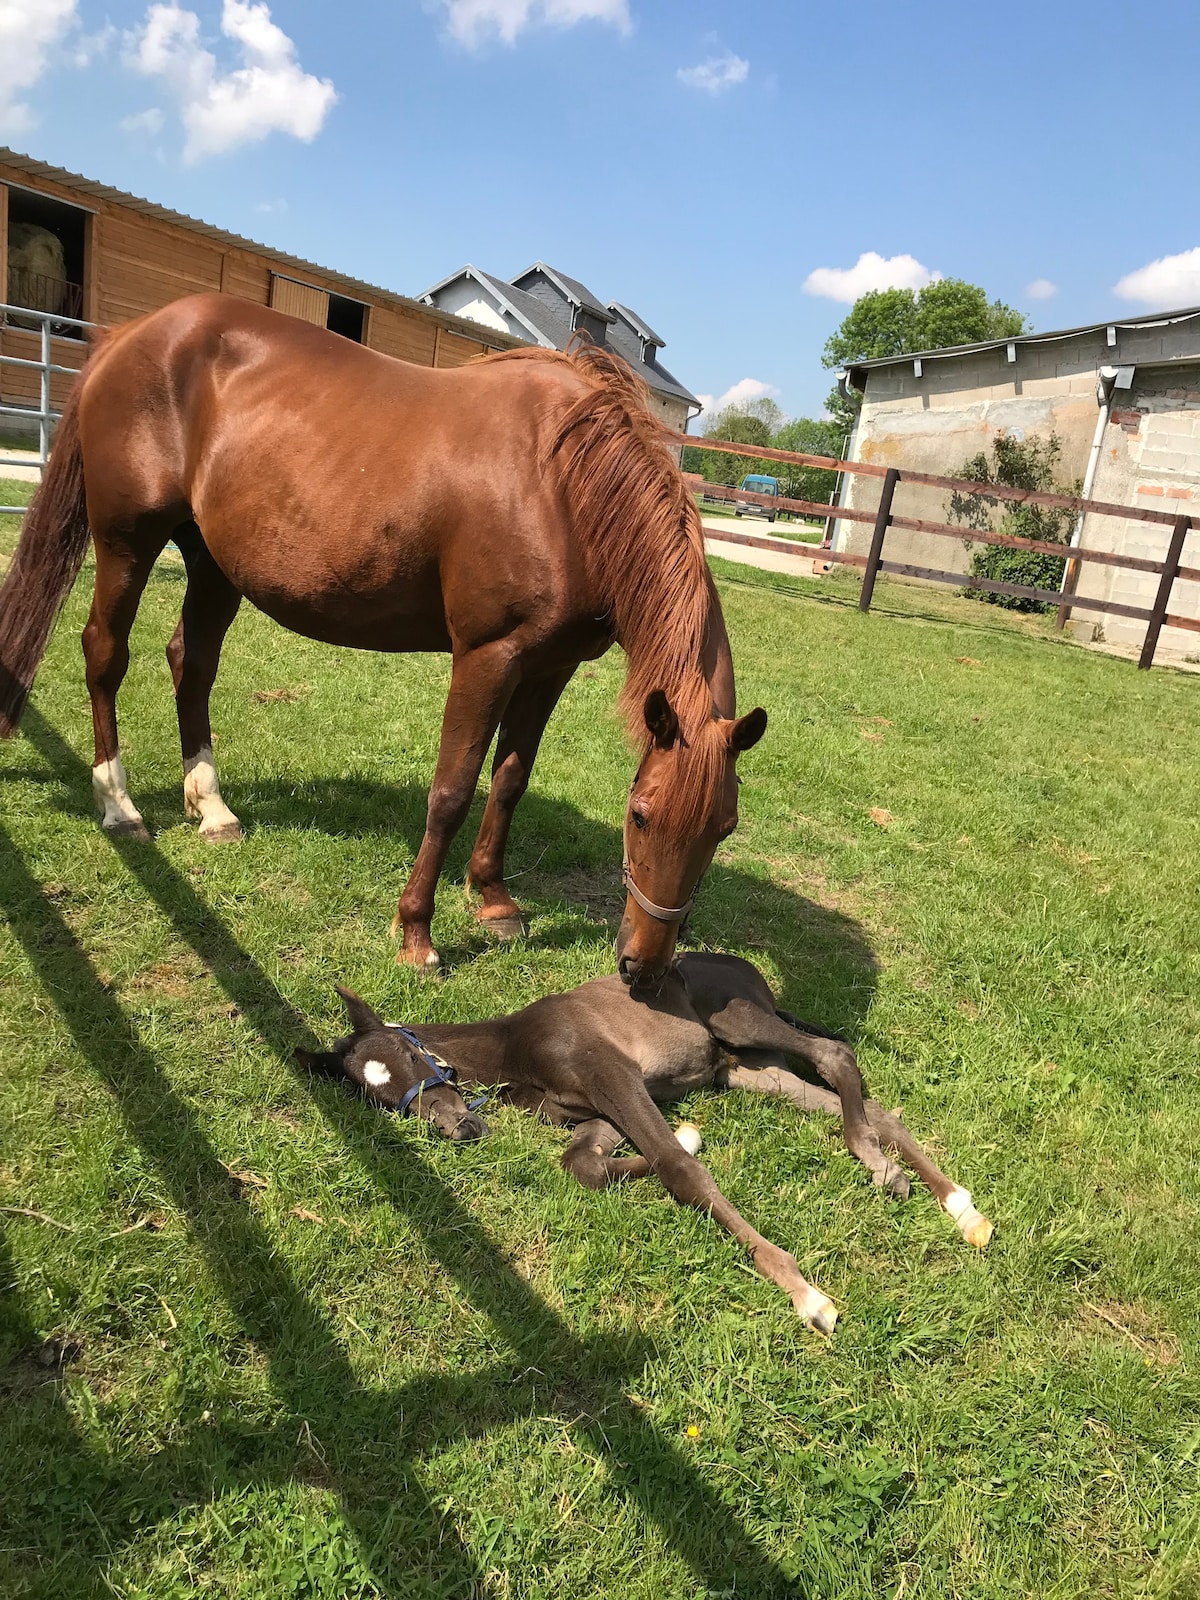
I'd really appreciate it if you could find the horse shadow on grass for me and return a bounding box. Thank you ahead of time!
[1,705,882,1597]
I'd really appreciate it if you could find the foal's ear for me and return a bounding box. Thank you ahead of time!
[334,983,386,1036]
[729,706,767,753]
[295,1046,346,1078]
[644,690,680,751]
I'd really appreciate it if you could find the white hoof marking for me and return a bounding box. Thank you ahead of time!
[674,1122,703,1156]
[93,756,143,829]
[796,1283,838,1334]
[183,747,240,836]
[945,1185,994,1248]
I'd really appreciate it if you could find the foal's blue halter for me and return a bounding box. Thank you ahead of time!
[385,1025,487,1117]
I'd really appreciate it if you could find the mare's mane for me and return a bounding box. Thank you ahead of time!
[487,341,728,832]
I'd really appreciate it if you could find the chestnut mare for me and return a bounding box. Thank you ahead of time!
[0,295,765,983]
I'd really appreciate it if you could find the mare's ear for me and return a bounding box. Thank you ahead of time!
[729,706,767,752]
[334,983,386,1036]
[644,690,680,751]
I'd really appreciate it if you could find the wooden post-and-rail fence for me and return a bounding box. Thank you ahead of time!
[662,428,1200,671]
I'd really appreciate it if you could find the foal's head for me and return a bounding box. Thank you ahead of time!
[617,690,767,992]
[296,985,488,1142]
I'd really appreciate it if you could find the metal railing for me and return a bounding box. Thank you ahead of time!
[0,300,94,516]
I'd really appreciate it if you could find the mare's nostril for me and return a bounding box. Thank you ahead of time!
[618,954,637,983]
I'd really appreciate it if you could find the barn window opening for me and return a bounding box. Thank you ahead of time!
[326,293,366,342]
[5,186,88,332]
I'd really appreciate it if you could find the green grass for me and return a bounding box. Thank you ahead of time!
[2,478,1199,1598]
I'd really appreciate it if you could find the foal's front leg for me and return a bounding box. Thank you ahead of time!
[583,1071,838,1332]
[394,642,519,969]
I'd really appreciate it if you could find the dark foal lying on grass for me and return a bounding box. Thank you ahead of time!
[298,954,993,1332]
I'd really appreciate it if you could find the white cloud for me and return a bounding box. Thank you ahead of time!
[121,106,166,134]
[1113,247,1200,310]
[695,377,778,425]
[677,51,748,94]
[803,251,940,304]
[0,0,78,135]
[1025,278,1057,301]
[128,0,336,162]
[253,196,288,214]
[440,0,630,48]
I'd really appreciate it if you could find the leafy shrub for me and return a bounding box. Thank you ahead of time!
[947,431,1079,613]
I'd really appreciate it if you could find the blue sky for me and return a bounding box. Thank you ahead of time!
[6,0,1200,420]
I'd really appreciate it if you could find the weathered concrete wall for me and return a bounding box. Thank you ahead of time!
[833,318,1200,593]
[1069,367,1200,658]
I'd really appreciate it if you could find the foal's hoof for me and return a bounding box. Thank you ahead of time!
[200,821,242,844]
[794,1285,838,1335]
[877,1161,911,1201]
[944,1187,994,1249]
[104,819,150,841]
[479,913,524,942]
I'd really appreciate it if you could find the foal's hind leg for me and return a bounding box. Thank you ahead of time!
[467,666,575,938]
[83,536,166,836]
[717,1064,993,1248]
[165,531,243,841]
[707,999,909,1198]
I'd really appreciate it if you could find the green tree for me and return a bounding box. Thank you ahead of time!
[771,416,845,506]
[822,278,1029,427]
[696,404,777,486]
[946,430,1078,613]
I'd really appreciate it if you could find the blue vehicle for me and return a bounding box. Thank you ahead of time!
[735,474,781,523]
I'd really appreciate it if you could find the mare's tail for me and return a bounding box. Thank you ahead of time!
[0,377,91,736]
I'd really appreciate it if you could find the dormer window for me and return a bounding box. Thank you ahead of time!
[575,307,608,344]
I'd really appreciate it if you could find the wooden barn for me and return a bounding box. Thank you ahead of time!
[0,147,519,435]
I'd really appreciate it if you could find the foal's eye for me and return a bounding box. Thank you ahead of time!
[631,808,648,831]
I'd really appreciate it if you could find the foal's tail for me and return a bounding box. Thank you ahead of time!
[0,377,91,737]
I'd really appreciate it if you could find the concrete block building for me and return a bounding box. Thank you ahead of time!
[833,307,1200,655]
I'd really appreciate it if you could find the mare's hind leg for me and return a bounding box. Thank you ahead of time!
[467,666,575,938]
[165,529,243,841]
[717,1063,993,1248]
[707,999,909,1198]
[83,535,166,836]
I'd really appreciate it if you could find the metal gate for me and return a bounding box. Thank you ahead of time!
[0,300,93,516]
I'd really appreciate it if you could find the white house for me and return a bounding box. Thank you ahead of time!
[420,260,700,435]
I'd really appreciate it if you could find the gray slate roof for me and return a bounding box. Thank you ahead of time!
[419,261,700,410]
[513,262,612,321]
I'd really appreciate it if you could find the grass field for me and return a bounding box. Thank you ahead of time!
[2,475,1198,1599]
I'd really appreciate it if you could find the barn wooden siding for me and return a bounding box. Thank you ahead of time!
[1,151,513,420]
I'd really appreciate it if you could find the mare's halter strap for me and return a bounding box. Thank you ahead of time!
[621,788,698,924]
[385,1025,486,1116]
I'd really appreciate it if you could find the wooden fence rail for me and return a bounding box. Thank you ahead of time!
[667,429,1200,668]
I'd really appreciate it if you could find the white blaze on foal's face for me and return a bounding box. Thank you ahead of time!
[362,1059,391,1088]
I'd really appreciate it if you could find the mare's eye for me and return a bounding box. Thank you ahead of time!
[631,808,648,831]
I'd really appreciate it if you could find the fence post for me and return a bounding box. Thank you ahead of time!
[859,467,899,613]
[1137,514,1191,670]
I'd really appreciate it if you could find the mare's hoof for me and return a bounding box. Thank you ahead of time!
[478,913,524,942]
[397,947,442,977]
[200,821,242,844]
[104,819,150,840]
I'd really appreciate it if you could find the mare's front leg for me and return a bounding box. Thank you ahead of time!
[706,999,909,1198]
[166,532,243,841]
[583,1070,837,1332]
[466,666,575,939]
[393,641,520,969]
